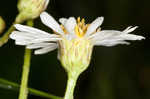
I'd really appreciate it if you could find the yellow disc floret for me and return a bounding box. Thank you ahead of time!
[59,17,89,38]
[75,17,89,38]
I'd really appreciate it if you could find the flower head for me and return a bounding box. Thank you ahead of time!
[10,12,145,75]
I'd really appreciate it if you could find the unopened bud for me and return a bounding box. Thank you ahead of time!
[15,0,49,23]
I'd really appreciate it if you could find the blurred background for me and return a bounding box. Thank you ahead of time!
[0,0,148,99]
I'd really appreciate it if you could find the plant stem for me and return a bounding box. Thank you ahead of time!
[18,49,32,99]
[0,78,62,99]
[29,86,62,99]
[0,13,25,47]
[64,73,79,99]
[0,24,15,46]
[18,20,33,99]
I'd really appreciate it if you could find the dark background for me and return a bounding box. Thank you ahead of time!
[0,0,149,99]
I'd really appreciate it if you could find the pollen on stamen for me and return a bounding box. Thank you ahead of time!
[60,25,68,34]
[75,17,89,38]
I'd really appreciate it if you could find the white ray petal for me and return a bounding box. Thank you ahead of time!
[10,31,35,40]
[43,0,50,10]
[34,44,58,55]
[123,26,138,33]
[40,12,64,35]
[89,30,121,41]
[94,40,130,46]
[122,26,132,33]
[90,30,145,46]
[15,40,31,45]
[119,34,145,40]
[64,17,76,34]
[59,18,67,25]
[14,24,58,38]
[10,31,61,46]
[85,17,104,36]
[26,43,56,49]
[63,17,77,40]
[30,37,61,43]
[15,37,60,45]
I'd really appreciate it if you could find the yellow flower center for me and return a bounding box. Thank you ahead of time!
[75,17,89,38]
[60,17,89,38]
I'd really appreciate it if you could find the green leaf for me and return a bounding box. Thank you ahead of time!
[0,78,62,99]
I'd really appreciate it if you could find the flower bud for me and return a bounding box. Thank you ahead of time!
[15,0,49,23]
[59,38,93,76]
[0,16,5,34]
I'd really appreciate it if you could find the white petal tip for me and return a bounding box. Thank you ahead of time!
[26,46,32,49]
[99,16,104,21]
[14,24,24,28]
[40,11,47,16]
[96,17,104,25]
[136,36,145,40]
[9,32,14,39]
[34,50,48,55]
[9,31,18,39]
[123,26,139,33]
[132,26,139,30]
[34,51,41,55]
[34,49,45,55]
[40,12,49,20]
[14,24,27,31]
[44,0,50,9]
[59,18,66,24]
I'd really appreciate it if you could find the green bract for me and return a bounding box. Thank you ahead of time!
[59,38,93,77]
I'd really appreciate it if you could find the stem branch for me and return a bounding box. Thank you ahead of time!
[0,24,15,46]
[0,13,25,47]
[0,78,62,99]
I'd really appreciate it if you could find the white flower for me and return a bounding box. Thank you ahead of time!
[10,12,145,99]
[10,12,145,55]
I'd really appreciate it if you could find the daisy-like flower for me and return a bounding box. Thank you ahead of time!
[10,11,145,99]
[10,11,144,74]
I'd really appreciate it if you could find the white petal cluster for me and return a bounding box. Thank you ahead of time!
[10,12,145,55]
[89,26,144,46]
[10,24,60,54]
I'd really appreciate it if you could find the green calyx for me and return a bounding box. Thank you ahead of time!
[59,38,93,76]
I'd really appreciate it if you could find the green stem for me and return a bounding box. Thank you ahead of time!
[26,19,34,27]
[18,49,32,99]
[0,13,25,47]
[29,87,62,99]
[0,78,62,99]
[64,74,79,99]
[0,24,15,46]
[18,20,33,99]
